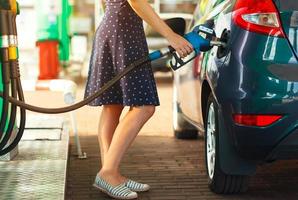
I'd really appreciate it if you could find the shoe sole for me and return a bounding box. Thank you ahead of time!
[130,188,150,192]
[93,183,138,200]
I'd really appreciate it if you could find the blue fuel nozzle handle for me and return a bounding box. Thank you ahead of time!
[168,26,214,71]
[184,31,211,54]
[148,31,209,61]
[148,24,221,70]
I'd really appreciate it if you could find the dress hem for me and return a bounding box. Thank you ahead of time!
[87,103,160,107]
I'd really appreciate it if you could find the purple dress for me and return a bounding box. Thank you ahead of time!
[84,0,160,106]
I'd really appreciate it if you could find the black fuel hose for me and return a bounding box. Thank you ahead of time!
[0,64,18,151]
[0,10,18,150]
[0,17,26,155]
[0,10,10,140]
[0,56,150,114]
[0,54,10,141]
[0,78,26,156]
[7,11,19,132]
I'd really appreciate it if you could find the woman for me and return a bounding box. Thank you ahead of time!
[84,0,193,199]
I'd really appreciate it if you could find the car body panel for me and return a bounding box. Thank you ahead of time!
[279,12,298,58]
[273,0,298,58]
[177,0,231,128]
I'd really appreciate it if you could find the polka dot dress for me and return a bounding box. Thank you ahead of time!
[84,0,160,107]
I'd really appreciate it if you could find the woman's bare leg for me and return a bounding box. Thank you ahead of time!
[98,105,124,165]
[99,105,156,186]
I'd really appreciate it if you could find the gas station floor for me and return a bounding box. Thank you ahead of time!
[0,115,69,200]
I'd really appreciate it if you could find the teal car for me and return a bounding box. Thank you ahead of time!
[173,0,298,194]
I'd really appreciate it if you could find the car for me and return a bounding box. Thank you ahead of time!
[173,0,298,194]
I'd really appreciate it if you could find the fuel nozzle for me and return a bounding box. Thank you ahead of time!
[210,37,227,48]
[193,22,227,49]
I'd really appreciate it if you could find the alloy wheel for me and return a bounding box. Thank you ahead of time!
[207,102,216,180]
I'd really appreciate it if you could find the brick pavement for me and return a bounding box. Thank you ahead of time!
[66,135,298,200]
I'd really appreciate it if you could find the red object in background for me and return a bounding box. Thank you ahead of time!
[193,54,203,78]
[36,40,60,80]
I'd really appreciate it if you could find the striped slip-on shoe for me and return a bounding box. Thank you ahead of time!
[93,175,138,199]
[125,179,150,192]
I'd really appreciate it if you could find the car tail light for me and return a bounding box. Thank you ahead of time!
[233,114,283,127]
[232,0,285,37]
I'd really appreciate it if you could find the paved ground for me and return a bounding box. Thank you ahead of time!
[0,116,68,200]
[24,74,298,199]
[66,135,298,200]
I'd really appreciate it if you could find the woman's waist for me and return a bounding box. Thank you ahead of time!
[104,4,141,20]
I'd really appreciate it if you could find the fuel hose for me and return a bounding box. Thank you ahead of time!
[2,10,19,151]
[0,10,12,140]
[0,8,26,155]
[0,78,26,155]
[0,56,154,114]
[0,46,171,156]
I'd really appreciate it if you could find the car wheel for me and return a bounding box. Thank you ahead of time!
[205,94,249,194]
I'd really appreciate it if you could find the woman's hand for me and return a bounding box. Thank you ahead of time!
[166,32,194,58]
[127,0,194,58]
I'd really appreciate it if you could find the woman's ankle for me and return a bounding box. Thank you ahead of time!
[98,169,126,186]
[99,168,119,176]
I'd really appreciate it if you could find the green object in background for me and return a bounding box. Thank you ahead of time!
[35,1,60,42]
[36,0,72,66]
[58,0,72,65]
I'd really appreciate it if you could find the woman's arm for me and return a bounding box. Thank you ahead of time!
[127,0,193,57]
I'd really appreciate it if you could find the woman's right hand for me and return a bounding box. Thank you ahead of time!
[127,0,194,57]
[166,32,194,58]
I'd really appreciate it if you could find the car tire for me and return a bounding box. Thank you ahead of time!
[205,94,249,194]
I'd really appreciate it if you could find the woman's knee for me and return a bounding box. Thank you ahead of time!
[135,105,156,119]
[102,105,124,116]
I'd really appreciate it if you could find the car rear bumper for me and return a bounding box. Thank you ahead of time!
[268,128,298,160]
[219,101,298,162]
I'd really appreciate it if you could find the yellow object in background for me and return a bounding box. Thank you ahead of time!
[193,0,217,25]
[199,0,209,14]
[9,0,17,14]
[8,47,17,60]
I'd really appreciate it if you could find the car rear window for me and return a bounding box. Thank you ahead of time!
[274,0,298,11]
